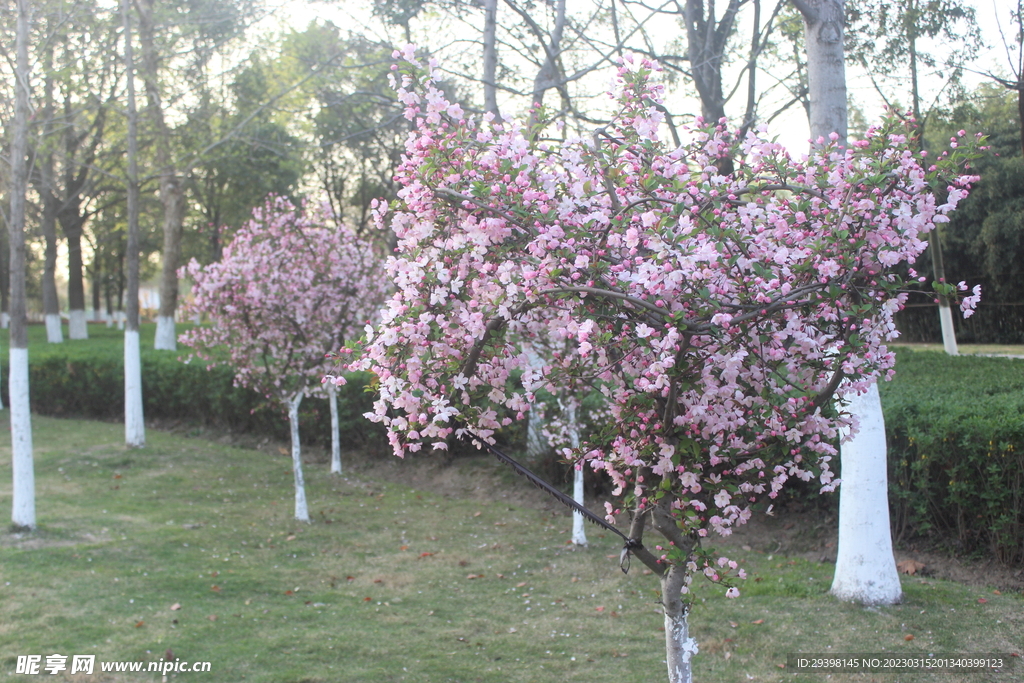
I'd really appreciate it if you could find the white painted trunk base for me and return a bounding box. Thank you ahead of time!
[45,314,63,343]
[831,384,902,605]
[289,391,310,522]
[938,303,959,356]
[664,607,697,683]
[154,315,176,351]
[328,384,342,474]
[117,312,125,331]
[10,347,35,529]
[1,312,9,329]
[563,398,587,547]
[124,330,146,447]
[105,312,113,328]
[525,348,548,460]
[68,309,88,339]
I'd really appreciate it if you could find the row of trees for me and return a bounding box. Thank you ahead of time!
[0,0,1013,346]
[2,2,1011,681]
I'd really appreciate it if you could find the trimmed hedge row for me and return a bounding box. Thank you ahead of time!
[5,329,1023,563]
[4,340,382,449]
[882,349,1024,564]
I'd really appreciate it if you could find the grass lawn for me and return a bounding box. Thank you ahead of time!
[0,416,1021,683]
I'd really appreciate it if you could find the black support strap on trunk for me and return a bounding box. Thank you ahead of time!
[460,428,643,573]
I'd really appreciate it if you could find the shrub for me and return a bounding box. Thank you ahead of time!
[883,349,1024,564]
[6,341,382,450]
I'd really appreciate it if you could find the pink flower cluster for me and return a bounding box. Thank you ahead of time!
[354,53,981,558]
[180,196,386,403]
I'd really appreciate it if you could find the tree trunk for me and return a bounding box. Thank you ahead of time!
[482,0,499,117]
[661,566,698,683]
[63,219,89,339]
[38,50,64,344]
[123,0,145,448]
[329,383,342,474]
[830,385,903,604]
[91,262,103,321]
[137,0,185,351]
[9,0,34,530]
[683,0,739,124]
[795,0,900,608]
[561,396,588,547]
[0,228,8,330]
[793,0,847,145]
[288,391,311,522]
[928,228,959,354]
[40,180,64,344]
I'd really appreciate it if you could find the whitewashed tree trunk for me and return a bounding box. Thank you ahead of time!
[10,348,34,530]
[9,0,34,531]
[117,311,125,330]
[45,314,63,344]
[794,0,900,608]
[662,567,697,683]
[563,397,587,547]
[1,313,9,329]
[288,391,310,522]
[122,0,145,449]
[154,314,176,351]
[525,347,548,460]
[830,384,902,605]
[124,329,145,447]
[68,309,88,339]
[328,383,342,474]
[938,303,959,355]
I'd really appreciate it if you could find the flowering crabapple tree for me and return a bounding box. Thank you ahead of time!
[353,49,982,683]
[181,196,385,521]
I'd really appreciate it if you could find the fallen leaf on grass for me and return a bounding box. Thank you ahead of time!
[896,559,926,575]
[473,512,482,517]
[466,574,484,580]
[595,606,605,612]
[977,598,988,604]
[210,571,219,577]
[285,535,296,542]
[729,621,738,628]
[751,619,764,625]
[400,545,409,551]
[419,552,433,558]
[904,634,914,641]
[278,447,288,455]
[170,603,181,611]
[207,615,217,621]
[363,597,371,602]
[515,582,527,588]
[284,590,293,595]
[134,621,144,628]
[210,585,220,592]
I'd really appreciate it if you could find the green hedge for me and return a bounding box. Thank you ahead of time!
[1,329,381,449]
[5,326,1023,563]
[882,349,1024,564]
